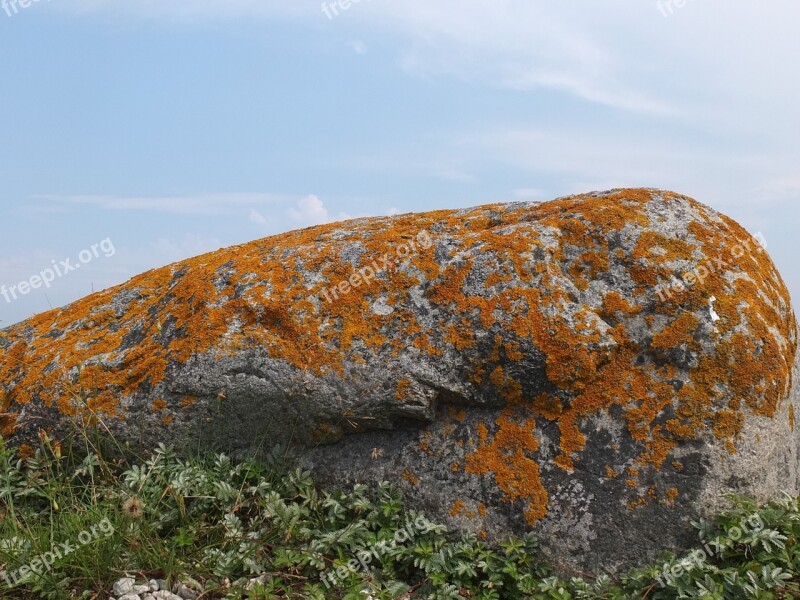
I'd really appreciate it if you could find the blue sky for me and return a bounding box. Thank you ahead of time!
[1,1,798,327]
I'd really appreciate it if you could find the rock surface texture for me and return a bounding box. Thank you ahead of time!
[1,189,797,574]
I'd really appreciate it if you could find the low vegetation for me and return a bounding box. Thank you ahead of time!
[1,435,799,599]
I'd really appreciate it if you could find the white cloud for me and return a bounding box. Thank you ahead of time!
[289,194,330,225]
[149,233,224,263]
[249,209,269,226]
[349,40,368,54]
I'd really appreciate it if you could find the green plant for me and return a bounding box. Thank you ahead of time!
[2,435,800,599]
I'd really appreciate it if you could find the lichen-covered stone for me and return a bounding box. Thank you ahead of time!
[1,188,797,574]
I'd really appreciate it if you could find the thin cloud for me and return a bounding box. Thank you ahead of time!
[436,169,477,183]
[36,192,353,229]
[56,1,670,115]
[513,188,546,200]
[249,209,269,226]
[55,1,800,123]
[349,40,368,54]
[36,193,288,216]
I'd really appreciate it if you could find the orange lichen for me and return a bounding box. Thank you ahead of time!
[311,423,342,445]
[488,366,524,404]
[418,432,433,455]
[180,396,198,408]
[554,455,575,472]
[532,394,563,420]
[450,500,467,517]
[466,412,548,524]
[651,313,700,351]
[633,231,697,264]
[402,469,420,486]
[628,498,648,511]
[0,412,16,438]
[569,250,610,291]
[600,291,642,320]
[396,378,411,401]
[712,409,744,454]
[666,487,679,505]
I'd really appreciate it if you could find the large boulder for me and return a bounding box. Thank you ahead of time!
[1,188,797,574]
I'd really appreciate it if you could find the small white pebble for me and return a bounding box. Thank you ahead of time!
[176,583,199,600]
[112,578,136,596]
[709,296,720,322]
[246,575,270,591]
[153,591,183,600]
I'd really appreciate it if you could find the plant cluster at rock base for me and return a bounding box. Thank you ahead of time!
[1,437,800,599]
